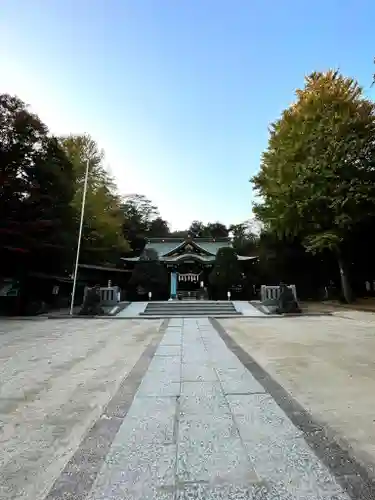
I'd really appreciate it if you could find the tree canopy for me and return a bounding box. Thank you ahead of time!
[128,246,168,296]
[0,94,75,273]
[209,247,242,296]
[60,134,129,265]
[120,194,170,255]
[252,70,375,301]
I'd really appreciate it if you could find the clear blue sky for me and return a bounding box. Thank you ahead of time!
[1,1,374,230]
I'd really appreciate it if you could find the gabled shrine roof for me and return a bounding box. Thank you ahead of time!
[156,237,230,257]
[121,237,257,262]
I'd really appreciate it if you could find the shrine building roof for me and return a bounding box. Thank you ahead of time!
[122,237,256,262]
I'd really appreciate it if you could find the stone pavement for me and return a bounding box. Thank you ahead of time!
[117,301,149,317]
[1,317,368,499]
[57,318,349,500]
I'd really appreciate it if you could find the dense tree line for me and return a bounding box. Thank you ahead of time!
[0,93,257,283]
[0,95,129,281]
[3,69,375,307]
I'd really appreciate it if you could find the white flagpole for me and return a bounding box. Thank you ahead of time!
[69,159,90,315]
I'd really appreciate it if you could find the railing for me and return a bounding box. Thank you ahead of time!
[83,286,121,306]
[260,284,297,302]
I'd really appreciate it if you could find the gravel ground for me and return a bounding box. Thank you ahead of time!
[0,318,163,500]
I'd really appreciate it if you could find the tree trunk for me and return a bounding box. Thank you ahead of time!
[337,254,352,303]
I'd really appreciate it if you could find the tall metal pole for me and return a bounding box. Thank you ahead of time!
[69,159,90,315]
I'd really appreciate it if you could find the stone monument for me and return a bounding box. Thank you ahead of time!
[79,285,104,316]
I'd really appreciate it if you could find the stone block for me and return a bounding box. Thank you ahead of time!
[217,368,266,395]
[180,382,229,415]
[137,378,181,397]
[90,443,176,500]
[243,437,350,500]
[155,345,181,357]
[176,414,258,484]
[181,363,218,382]
[176,483,269,499]
[227,394,301,441]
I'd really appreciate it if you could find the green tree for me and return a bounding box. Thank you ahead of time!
[169,229,189,238]
[230,220,258,255]
[206,222,228,238]
[188,220,207,237]
[148,217,170,237]
[121,194,169,253]
[128,247,168,295]
[209,247,242,297]
[187,221,229,238]
[60,134,129,265]
[0,94,75,273]
[252,71,375,302]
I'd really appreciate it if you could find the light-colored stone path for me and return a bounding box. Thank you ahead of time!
[116,301,147,317]
[232,301,264,316]
[89,318,349,499]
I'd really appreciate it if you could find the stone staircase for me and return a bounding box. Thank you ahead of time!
[140,300,241,317]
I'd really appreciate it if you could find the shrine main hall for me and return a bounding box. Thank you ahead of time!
[122,236,256,299]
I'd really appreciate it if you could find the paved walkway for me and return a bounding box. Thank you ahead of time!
[232,301,262,316]
[84,318,348,499]
[117,301,148,317]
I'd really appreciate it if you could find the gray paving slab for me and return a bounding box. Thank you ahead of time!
[245,437,350,500]
[137,377,181,397]
[176,413,259,484]
[89,442,176,500]
[180,381,231,415]
[176,483,270,499]
[148,354,181,370]
[147,363,181,382]
[160,336,182,346]
[124,396,177,445]
[227,394,302,441]
[88,389,177,499]
[181,362,218,382]
[217,367,266,395]
[156,344,182,356]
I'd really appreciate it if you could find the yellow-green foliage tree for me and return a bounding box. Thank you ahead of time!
[252,71,375,302]
[60,134,129,264]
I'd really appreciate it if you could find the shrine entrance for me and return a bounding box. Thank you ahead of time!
[177,272,202,291]
[176,262,204,292]
[167,260,211,299]
[122,236,255,300]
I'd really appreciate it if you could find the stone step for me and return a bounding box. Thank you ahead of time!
[147,304,235,311]
[145,305,236,310]
[140,311,241,316]
[141,308,239,313]
[142,301,241,317]
[145,302,236,307]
